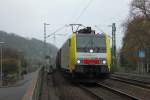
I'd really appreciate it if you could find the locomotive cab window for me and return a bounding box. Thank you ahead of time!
[76,34,106,53]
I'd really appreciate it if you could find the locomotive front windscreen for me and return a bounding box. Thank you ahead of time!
[76,34,106,53]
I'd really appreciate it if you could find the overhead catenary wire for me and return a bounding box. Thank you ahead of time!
[46,25,68,38]
[46,24,71,45]
[94,25,105,34]
[69,0,86,23]
[46,0,94,45]
[73,0,94,23]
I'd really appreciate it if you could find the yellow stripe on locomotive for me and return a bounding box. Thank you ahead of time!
[105,33,112,71]
[69,33,77,72]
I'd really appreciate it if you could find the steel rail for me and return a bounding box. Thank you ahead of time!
[110,75,150,89]
[79,85,104,100]
[97,83,139,100]
[112,74,150,84]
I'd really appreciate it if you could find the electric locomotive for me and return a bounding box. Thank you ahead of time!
[56,27,111,81]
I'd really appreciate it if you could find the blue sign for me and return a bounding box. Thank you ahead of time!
[139,50,145,58]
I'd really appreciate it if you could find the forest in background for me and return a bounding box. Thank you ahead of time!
[0,31,57,84]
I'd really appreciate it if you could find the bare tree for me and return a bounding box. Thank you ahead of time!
[120,0,150,72]
[131,0,150,20]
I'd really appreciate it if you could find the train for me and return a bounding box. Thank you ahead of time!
[56,27,111,81]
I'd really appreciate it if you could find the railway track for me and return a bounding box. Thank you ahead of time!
[79,84,104,100]
[79,83,139,100]
[97,83,139,100]
[110,75,150,89]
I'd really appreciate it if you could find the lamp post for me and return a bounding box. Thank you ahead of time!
[0,42,5,86]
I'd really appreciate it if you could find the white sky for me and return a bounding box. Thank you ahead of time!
[0,0,131,48]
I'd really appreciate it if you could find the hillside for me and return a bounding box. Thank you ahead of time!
[0,31,58,68]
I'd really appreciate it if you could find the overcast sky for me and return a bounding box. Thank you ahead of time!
[0,0,131,48]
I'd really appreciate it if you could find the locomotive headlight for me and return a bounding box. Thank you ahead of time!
[90,49,93,53]
[102,60,106,64]
[77,60,81,64]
